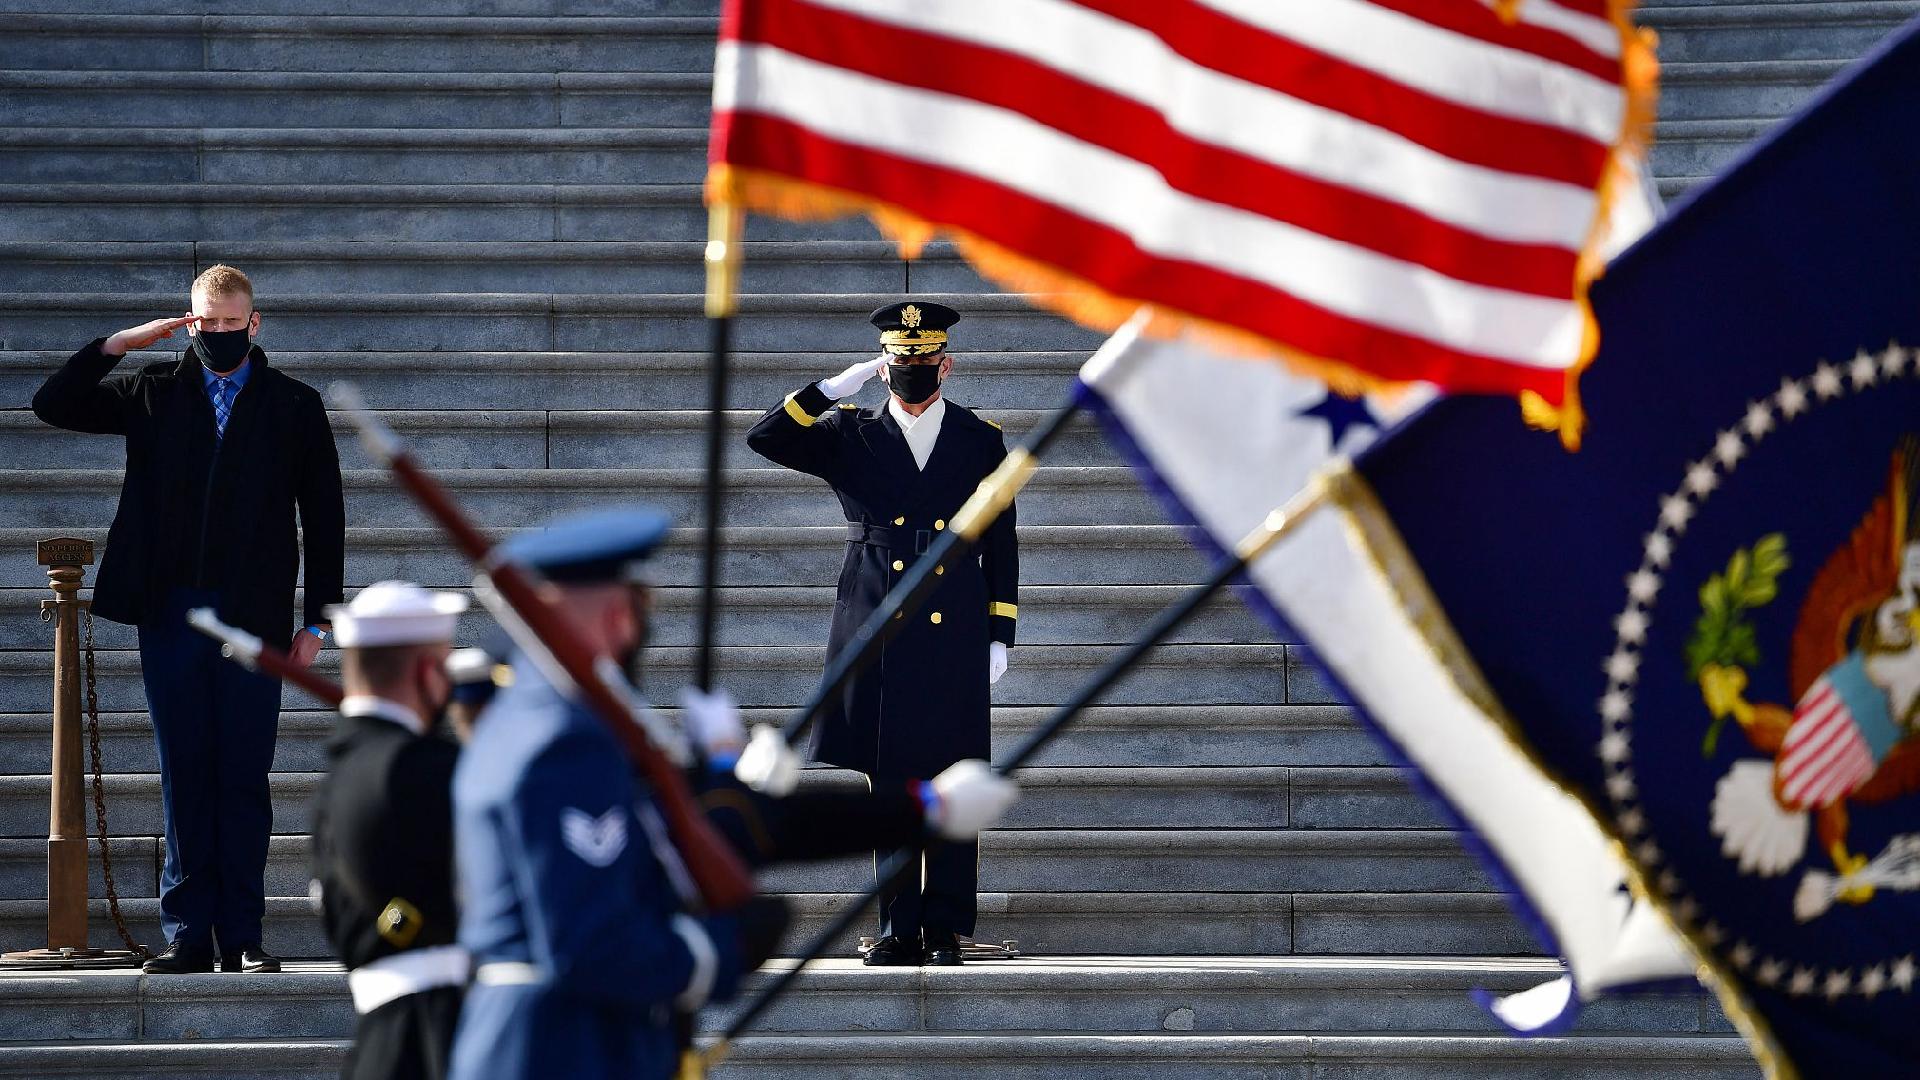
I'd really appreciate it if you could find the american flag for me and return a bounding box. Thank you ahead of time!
[707,0,1655,432]
[1779,673,1882,810]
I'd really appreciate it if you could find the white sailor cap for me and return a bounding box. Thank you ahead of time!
[327,581,468,649]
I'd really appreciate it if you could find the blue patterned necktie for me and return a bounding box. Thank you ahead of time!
[211,376,237,440]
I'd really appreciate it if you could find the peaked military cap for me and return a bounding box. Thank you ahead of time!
[870,300,960,357]
[501,505,672,584]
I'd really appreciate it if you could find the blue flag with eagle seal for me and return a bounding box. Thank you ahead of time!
[1353,21,1920,1076]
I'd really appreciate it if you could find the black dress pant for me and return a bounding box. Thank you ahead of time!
[344,986,462,1080]
[875,836,978,943]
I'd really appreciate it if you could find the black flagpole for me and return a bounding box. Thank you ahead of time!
[697,203,744,691]
[702,479,1332,1064]
[775,395,1079,744]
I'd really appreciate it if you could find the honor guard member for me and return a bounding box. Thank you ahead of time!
[746,301,1020,966]
[311,582,470,1080]
[448,508,786,1080]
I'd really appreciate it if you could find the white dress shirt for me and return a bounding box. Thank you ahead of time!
[887,395,946,471]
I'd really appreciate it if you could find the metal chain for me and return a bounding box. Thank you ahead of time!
[82,609,145,957]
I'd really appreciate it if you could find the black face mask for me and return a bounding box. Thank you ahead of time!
[885,360,943,405]
[192,328,253,375]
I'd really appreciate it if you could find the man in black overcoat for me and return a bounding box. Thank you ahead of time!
[31,264,345,974]
[312,581,469,1080]
[746,301,1020,966]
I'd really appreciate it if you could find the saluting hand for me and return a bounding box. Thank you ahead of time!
[102,313,199,358]
[818,354,890,399]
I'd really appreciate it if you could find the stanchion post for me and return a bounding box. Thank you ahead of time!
[40,537,90,951]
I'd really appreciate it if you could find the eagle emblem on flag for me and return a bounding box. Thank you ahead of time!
[1688,437,1920,924]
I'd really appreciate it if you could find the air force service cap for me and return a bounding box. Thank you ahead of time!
[328,581,468,649]
[500,505,673,584]
[871,300,959,357]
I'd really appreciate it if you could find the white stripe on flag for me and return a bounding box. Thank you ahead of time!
[1500,0,1626,59]
[801,0,1601,248]
[1199,0,1626,139]
[718,42,1588,367]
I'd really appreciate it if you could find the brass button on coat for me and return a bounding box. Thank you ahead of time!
[930,612,942,625]
[934,519,946,530]
[892,560,904,571]
[935,565,945,576]
[893,516,906,525]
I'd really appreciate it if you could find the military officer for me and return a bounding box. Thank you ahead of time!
[746,301,1020,966]
[447,508,787,1080]
[310,581,470,1080]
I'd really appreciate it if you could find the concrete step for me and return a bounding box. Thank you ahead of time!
[0,405,1108,470]
[0,889,1542,961]
[0,1034,1763,1080]
[2,14,718,73]
[0,77,711,136]
[0,703,1383,776]
[0,465,1159,528]
[0,958,1726,1043]
[0,582,1263,649]
[709,1033,1759,1079]
[0,765,1432,844]
[0,827,1478,905]
[0,0,718,12]
[0,350,1083,412]
[1658,58,1847,121]
[0,523,1205,589]
[0,239,986,295]
[1639,2,1916,64]
[0,291,1104,354]
[0,183,883,242]
[0,641,1316,712]
[1649,118,1775,179]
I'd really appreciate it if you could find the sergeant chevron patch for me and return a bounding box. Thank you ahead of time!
[560,807,628,867]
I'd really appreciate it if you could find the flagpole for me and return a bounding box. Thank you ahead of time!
[775,396,1075,746]
[697,203,744,692]
[704,481,1330,1063]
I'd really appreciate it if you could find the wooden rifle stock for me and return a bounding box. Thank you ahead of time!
[186,608,345,707]
[330,386,755,913]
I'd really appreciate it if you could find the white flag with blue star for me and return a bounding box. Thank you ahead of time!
[1073,158,1687,1036]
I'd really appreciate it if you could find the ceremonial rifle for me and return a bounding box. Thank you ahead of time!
[186,608,345,708]
[702,481,1329,1063]
[327,385,756,913]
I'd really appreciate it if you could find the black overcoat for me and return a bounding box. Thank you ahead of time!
[747,383,1018,778]
[312,711,462,1080]
[31,339,345,643]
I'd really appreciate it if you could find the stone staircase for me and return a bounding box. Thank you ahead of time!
[2,0,1909,1074]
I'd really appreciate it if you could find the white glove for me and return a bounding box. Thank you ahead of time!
[817,354,889,399]
[925,759,1019,841]
[677,685,745,759]
[989,641,1009,686]
[734,724,802,797]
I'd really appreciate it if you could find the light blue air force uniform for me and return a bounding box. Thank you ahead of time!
[448,659,739,1080]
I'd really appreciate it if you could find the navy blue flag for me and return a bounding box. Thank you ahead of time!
[1353,22,1920,1076]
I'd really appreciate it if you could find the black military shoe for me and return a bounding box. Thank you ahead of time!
[142,942,214,974]
[924,934,963,967]
[220,945,282,973]
[862,935,921,967]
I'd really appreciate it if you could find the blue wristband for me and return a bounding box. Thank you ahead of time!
[304,626,327,641]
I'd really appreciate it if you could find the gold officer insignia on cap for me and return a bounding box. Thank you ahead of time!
[838,402,858,410]
[901,304,923,328]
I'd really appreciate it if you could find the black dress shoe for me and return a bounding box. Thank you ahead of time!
[861,935,921,967]
[924,935,962,967]
[220,946,281,973]
[142,942,214,974]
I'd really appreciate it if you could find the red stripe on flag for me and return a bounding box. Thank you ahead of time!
[718,111,1572,400]
[735,0,1583,295]
[1364,0,1623,79]
[1065,0,1611,186]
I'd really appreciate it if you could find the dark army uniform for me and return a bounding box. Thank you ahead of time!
[746,301,1019,958]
